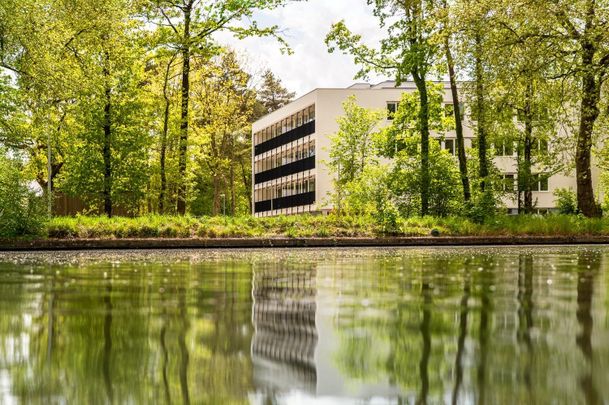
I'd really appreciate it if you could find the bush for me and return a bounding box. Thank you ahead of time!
[554,188,578,215]
[0,152,46,237]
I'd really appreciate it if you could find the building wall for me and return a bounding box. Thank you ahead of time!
[252,82,599,216]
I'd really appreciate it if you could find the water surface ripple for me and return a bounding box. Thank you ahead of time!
[0,247,608,404]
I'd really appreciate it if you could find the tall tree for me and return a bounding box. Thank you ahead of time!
[190,50,256,216]
[542,0,609,217]
[326,0,442,216]
[439,0,470,202]
[149,0,295,215]
[328,96,384,213]
[254,69,295,117]
[57,0,152,216]
[483,2,565,213]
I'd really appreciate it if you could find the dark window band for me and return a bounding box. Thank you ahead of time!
[254,191,316,213]
[254,156,315,184]
[255,121,315,156]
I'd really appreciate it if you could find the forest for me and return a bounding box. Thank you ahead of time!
[0,0,295,224]
[1,0,609,238]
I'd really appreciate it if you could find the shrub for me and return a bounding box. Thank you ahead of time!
[0,152,46,237]
[553,188,578,215]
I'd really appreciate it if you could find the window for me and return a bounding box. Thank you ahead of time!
[444,139,455,155]
[495,140,515,156]
[309,105,316,121]
[532,174,549,192]
[444,104,454,118]
[309,177,316,192]
[532,138,549,155]
[501,174,516,192]
[387,102,399,120]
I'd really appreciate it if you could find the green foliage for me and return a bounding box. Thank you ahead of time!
[42,214,609,239]
[328,96,385,214]
[381,84,454,158]
[554,188,578,215]
[388,135,462,217]
[0,152,46,237]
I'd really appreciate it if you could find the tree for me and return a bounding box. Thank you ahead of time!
[438,0,471,202]
[326,0,443,216]
[328,95,384,213]
[0,149,45,236]
[148,0,296,215]
[0,0,85,209]
[56,0,153,216]
[382,85,462,217]
[540,0,609,217]
[482,2,567,213]
[254,69,295,117]
[189,50,256,216]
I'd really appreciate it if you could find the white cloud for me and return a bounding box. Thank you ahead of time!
[214,0,389,96]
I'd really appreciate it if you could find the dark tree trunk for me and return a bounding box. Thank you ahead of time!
[102,50,113,218]
[230,162,236,216]
[474,34,489,192]
[412,71,430,216]
[445,35,470,202]
[238,156,252,214]
[176,3,192,215]
[522,80,534,213]
[576,43,602,217]
[159,56,174,214]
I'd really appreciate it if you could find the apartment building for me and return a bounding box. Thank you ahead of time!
[251,80,598,217]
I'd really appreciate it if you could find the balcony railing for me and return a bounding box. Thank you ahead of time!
[254,156,315,184]
[254,121,315,156]
[254,191,316,213]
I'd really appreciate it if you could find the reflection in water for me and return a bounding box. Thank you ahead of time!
[251,263,318,397]
[0,248,609,403]
[517,255,534,394]
[451,270,470,405]
[576,251,601,404]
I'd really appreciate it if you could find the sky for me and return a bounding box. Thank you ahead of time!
[215,0,389,97]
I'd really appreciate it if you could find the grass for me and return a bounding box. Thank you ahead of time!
[41,214,609,239]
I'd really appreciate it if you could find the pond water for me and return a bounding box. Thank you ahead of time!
[0,247,608,404]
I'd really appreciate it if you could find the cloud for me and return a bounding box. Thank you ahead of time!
[214,0,388,96]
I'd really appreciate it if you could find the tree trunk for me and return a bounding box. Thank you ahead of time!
[176,4,192,215]
[238,156,252,214]
[159,56,174,214]
[576,41,602,217]
[474,33,489,192]
[102,49,113,218]
[445,35,470,202]
[212,175,220,216]
[412,71,430,216]
[522,80,534,213]
[230,162,235,216]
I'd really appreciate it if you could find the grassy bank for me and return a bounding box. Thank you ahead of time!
[42,214,609,239]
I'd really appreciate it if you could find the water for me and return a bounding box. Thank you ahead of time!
[0,247,608,404]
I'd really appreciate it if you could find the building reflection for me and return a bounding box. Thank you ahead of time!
[251,263,318,396]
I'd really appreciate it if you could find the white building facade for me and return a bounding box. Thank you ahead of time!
[251,81,599,217]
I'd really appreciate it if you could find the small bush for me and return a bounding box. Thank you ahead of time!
[0,152,46,237]
[554,188,578,215]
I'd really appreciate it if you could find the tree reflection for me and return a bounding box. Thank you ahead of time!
[103,279,114,404]
[417,282,432,405]
[0,259,256,403]
[451,270,470,405]
[517,254,534,395]
[576,251,601,404]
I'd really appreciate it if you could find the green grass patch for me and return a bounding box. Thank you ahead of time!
[42,214,609,239]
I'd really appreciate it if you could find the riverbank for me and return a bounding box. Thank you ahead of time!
[2,214,609,251]
[3,235,609,251]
